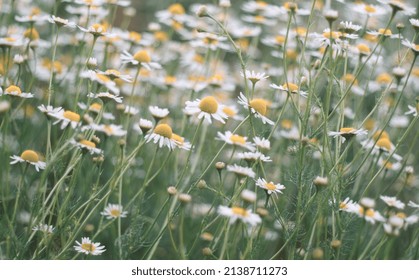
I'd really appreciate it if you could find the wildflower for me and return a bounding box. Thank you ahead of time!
[1,85,33,98]
[87,92,123,103]
[270,82,308,98]
[149,106,170,122]
[409,18,419,31]
[80,70,120,94]
[405,104,418,117]
[338,197,358,212]
[241,189,257,203]
[216,131,255,151]
[190,32,230,51]
[171,133,191,150]
[253,136,270,150]
[120,50,162,70]
[218,205,261,226]
[408,201,419,208]
[380,196,405,209]
[96,69,133,83]
[48,15,77,28]
[32,223,55,234]
[255,178,285,195]
[237,92,273,125]
[339,21,362,34]
[100,204,128,219]
[84,123,127,137]
[352,3,387,17]
[402,39,419,55]
[38,105,64,119]
[137,118,153,134]
[144,123,177,150]
[227,164,256,178]
[383,215,404,236]
[356,207,386,224]
[78,23,109,37]
[328,127,368,143]
[74,237,106,256]
[378,0,416,16]
[184,96,228,124]
[70,139,103,155]
[10,150,46,172]
[50,110,81,129]
[237,151,271,163]
[241,70,269,85]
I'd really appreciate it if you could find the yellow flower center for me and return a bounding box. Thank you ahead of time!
[89,103,102,112]
[104,125,113,135]
[5,85,22,95]
[133,50,151,63]
[384,162,393,169]
[105,69,121,78]
[256,1,268,7]
[154,123,173,139]
[359,207,375,217]
[96,73,111,83]
[91,23,106,33]
[284,2,298,11]
[249,99,267,116]
[412,67,419,77]
[23,28,40,40]
[168,3,185,15]
[21,150,39,162]
[282,82,299,92]
[199,96,218,114]
[322,31,342,40]
[80,140,96,148]
[154,31,168,42]
[172,133,184,144]
[63,110,80,122]
[364,119,375,130]
[171,20,183,30]
[81,243,96,252]
[339,127,355,134]
[266,183,276,191]
[129,31,142,42]
[376,138,392,151]
[165,76,176,85]
[396,212,406,219]
[230,134,246,145]
[372,130,389,141]
[281,119,293,129]
[231,206,249,217]
[378,28,392,36]
[275,35,286,45]
[110,209,121,217]
[203,37,218,45]
[342,73,358,86]
[339,202,348,209]
[254,15,266,23]
[223,107,236,117]
[364,5,377,13]
[357,43,370,54]
[295,27,308,37]
[376,73,392,84]
[193,54,204,64]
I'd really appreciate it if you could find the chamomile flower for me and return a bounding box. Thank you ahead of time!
[84,123,127,137]
[37,105,64,119]
[226,164,256,178]
[50,110,81,129]
[0,85,33,98]
[184,96,228,124]
[253,136,270,150]
[408,201,419,208]
[78,23,110,37]
[74,237,106,256]
[237,92,274,125]
[96,69,133,83]
[237,151,272,163]
[144,123,177,150]
[216,131,255,151]
[402,39,419,55]
[240,70,269,85]
[80,70,120,94]
[87,92,123,103]
[100,204,128,219]
[328,127,368,143]
[218,205,261,226]
[137,118,153,134]
[356,206,386,224]
[270,82,308,98]
[255,178,285,195]
[378,0,416,16]
[171,133,192,151]
[10,150,46,172]
[338,197,358,212]
[380,196,405,209]
[120,50,162,70]
[70,139,103,155]
[48,15,77,28]
[149,105,170,122]
[352,3,387,17]
[32,223,55,234]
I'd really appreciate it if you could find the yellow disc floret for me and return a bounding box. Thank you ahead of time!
[249,99,267,116]
[199,96,218,114]
[376,138,392,151]
[154,123,173,139]
[232,206,249,217]
[79,140,96,148]
[133,50,151,63]
[63,110,81,122]
[230,134,246,145]
[5,85,22,95]
[168,3,185,15]
[21,150,39,163]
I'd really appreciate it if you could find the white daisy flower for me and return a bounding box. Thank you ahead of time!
[380,196,405,209]
[218,205,261,226]
[100,204,128,219]
[50,110,81,129]
[70,139,102,155]
[189,32,231,51]
[378,0,416,15]
[120,50,162,70]
[136,118,153,134]
[237,92,274,125]
[171,133,192,151]
[241,189,257,203]
[10,150,46,172]
[226,164,256,178]
[87,92,123,103]
[149,106,170,121]
[240,70,269,85]
[356,206,386,224]
[95,69,133,83]
[409,18,419,30]
[352,3,387,16]
[328,127,368,143]
[184,96,228,124]
[48,15,77,28]
[1,85,33,98]
[383,215,404,236]
[237,151,272,163]
[38,105,64,119]
[83,123,127,137]
[123,105,140,116]
[256,178,285,195]
[74,237,106,256]
[360,137,402,161]
[408,201,419,208]
[80,70,120,94]
[253,136,270,150]
[32,223,55,234]
[338,197,358,212]
[216,131,255,151]
[78,23,110,37]
[144,123,177,150]
[270,82,308,98]
[338,21,362,33]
